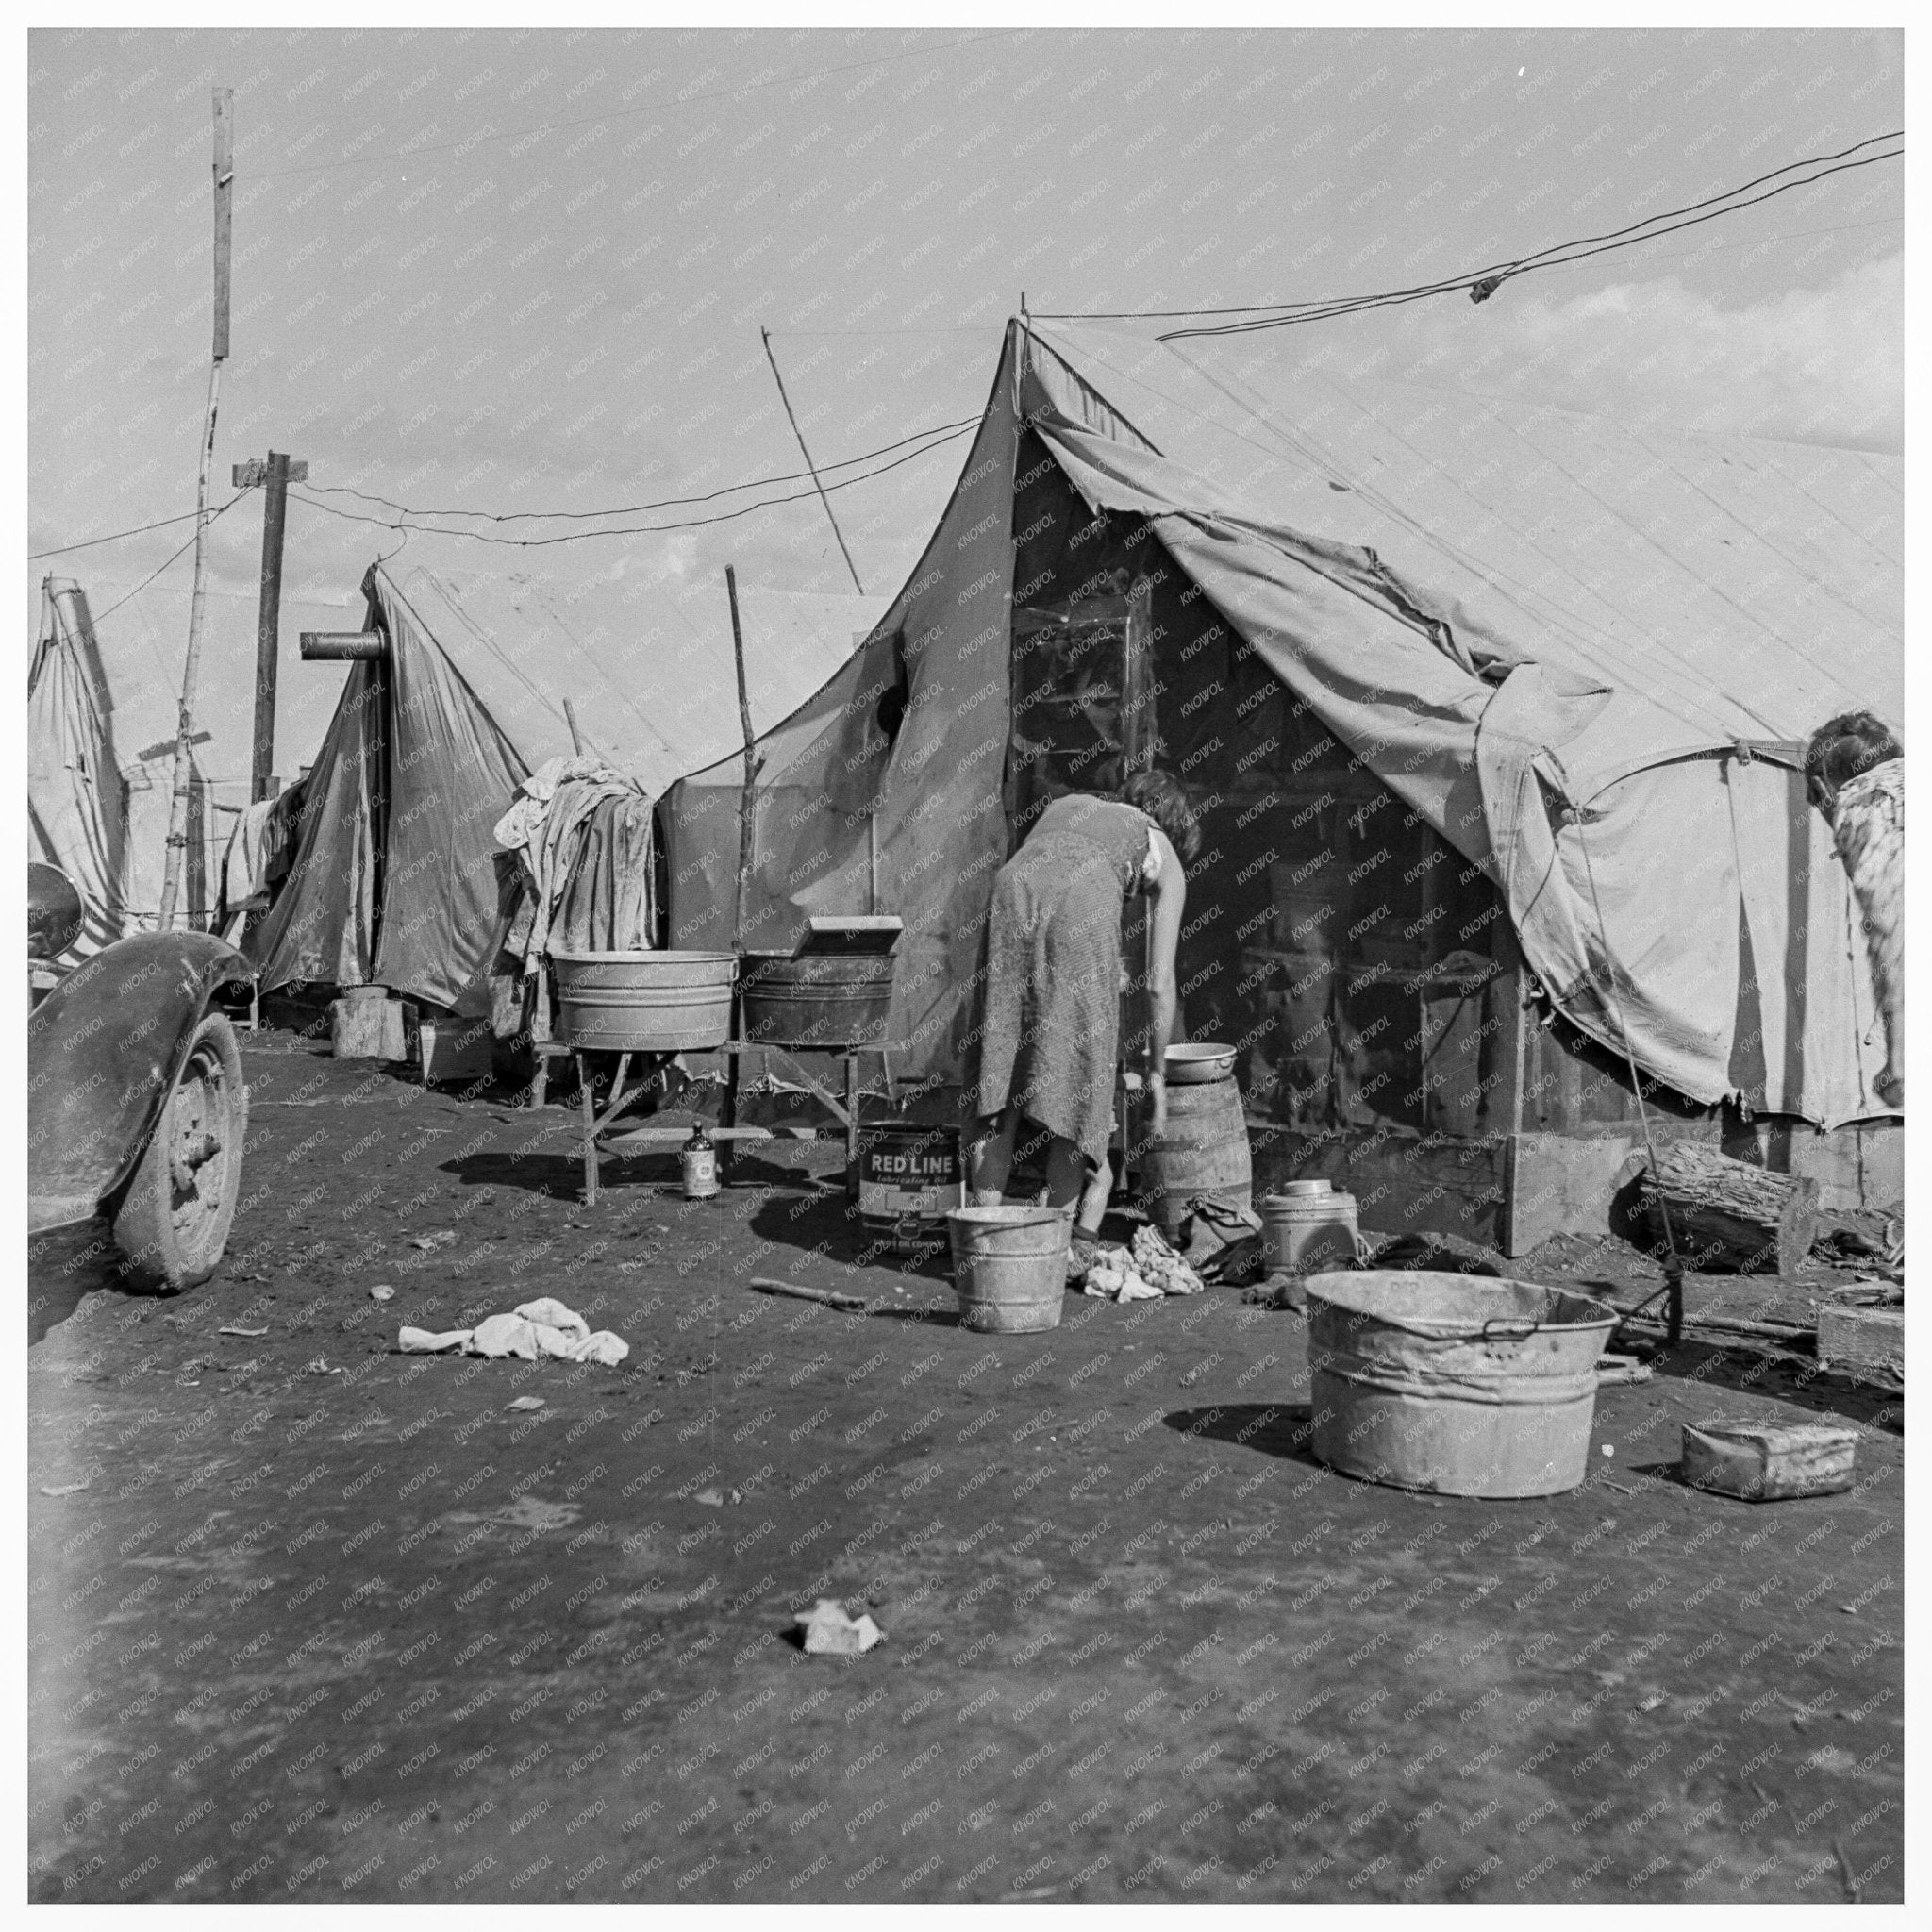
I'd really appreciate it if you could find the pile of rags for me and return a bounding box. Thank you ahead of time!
[398,1295,628,1365]
[1079,1225,1206,1301]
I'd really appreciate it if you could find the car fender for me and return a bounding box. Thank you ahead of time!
[26,932,257,1233]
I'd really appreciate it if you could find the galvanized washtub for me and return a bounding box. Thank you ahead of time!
[1304,1271,1617,1498]
[740,950,896,1048]
[549,950,736,1052]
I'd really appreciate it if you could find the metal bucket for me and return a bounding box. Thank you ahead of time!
[550,950,736,1052]
[946,1206,1069,1334]
[1261,1180,1362,1273]
[858,1123,964,1244]
[741,951,895,1047]
[1305,1271,1617,1498]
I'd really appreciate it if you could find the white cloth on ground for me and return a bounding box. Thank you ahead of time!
[398,1295,628,1365]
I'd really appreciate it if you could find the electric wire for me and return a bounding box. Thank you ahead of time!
[1025,134,1900,332]
[1161,148,1902,341]
[286,423,975,546]
[305,415,979,525]
[86,498,247,625]
[29,504,216,560]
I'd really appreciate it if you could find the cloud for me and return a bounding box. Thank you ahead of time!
[1391,251,1903,451]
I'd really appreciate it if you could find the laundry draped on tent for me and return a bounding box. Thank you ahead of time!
[664,320,1899,1131]
[492,755,658,972]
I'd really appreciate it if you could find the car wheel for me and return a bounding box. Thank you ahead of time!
[111,1012,246,1291]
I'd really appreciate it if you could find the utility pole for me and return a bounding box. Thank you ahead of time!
[158,88,233,929]
[234,451,309,802]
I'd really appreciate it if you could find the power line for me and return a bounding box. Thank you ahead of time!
[29,503,218,560]
[87,498,247,625]
[251,31,1026,181]
[286,423,975,547]
[304,414,978,525]
[1030,132,1900,332]
[1161,147,1902,342]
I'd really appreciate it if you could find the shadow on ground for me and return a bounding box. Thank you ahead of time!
[1162,1401,1322,1464]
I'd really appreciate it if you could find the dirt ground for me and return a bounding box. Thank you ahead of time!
[28,1023,1905,1904]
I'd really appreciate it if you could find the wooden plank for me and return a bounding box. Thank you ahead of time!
[211,89,233,360]
[1502,1131,1638,1257]
[1816,1306,1905,1374]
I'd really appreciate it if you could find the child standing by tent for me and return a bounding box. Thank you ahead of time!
[1806,710,1904,1109]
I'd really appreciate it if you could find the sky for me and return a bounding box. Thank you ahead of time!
[26,25,1905,775]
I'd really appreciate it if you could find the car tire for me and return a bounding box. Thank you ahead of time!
[111,1012,246,1291]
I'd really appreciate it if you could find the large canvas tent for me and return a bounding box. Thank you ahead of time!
[248,556,882,1015]
[665,319,1901,1244]
[28,575,351,953]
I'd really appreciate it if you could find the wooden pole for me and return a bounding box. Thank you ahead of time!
[158,88,233,928]
[248,450,291,803]
[725,565,758,949]
[760,326,865,595]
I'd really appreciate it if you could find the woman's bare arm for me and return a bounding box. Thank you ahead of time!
[1143,825,1185,1129]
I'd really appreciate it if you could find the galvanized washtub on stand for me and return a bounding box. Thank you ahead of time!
[1304,1271,1617,1498]
[740,950,896,1048]
[549,950,737,1052]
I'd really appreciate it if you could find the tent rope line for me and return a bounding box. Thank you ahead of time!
[1620,427,1899,679]
[1187,341,1792,730]
[1051,324,1722,716]
[1573,816,1688,1338]
[1074,325,1846,741]
[382,571,677,776]
[1457,399,1857,733]
[1167,341,1647,678]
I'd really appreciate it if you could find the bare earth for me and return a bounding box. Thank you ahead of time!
[28,1025,1904,1904]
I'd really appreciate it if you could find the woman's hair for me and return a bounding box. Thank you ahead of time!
[1805,710,1903,797]
[1118,768,1203,863]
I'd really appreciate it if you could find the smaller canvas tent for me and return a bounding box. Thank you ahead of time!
[666,319,1901,1244]
[27,575,351,951]
[248,555,882,1015]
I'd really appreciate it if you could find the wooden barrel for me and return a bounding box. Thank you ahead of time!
[741,952,895,1047]
[1146,1074,1253,1239]
[550,950,736,1052]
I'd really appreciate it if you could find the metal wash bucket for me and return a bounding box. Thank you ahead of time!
[1305,1271,1617,1498]
[946,1206,1070,1334]
[549,951,736,1052]
[740,951,896,1047]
